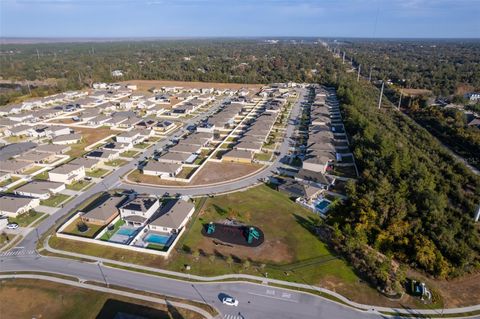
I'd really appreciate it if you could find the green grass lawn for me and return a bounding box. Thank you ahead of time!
[254,152,272,161]
[100,219,125,241]
[62,218,105,238]
[40,194,71,207]
[182,185,332,264]
[23,166,43,175]
[66,180,92,191]
[135,142,151,149]
[104,159,127,167]
[86,168,109,178]
[332,165,357,178]
[120,150,140,158]
[33,171,49,180]
[9,211,46,227]
[0,176,20,187]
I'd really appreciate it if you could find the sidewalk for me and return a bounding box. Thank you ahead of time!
[42,238,480,317]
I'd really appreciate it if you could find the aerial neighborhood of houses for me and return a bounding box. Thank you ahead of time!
[0,80,357,256]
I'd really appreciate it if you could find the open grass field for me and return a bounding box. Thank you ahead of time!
[181,185,331,264]
[0,279,204,319]
[8,211,45,227]
[40,193,71,207]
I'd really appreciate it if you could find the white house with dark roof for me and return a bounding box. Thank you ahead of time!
[119,196,160,227]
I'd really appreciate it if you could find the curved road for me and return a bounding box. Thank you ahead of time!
[0,254,393,319]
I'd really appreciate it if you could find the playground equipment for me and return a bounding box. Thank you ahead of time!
[246,227,260,244]
[410,280,432,301]
[207,222,216,234]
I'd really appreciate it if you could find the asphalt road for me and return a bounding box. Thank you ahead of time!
[0,255,390,319]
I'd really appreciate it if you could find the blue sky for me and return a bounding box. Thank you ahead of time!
[1,0,479,38]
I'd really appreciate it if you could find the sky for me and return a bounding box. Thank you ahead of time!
[0,0,479,38]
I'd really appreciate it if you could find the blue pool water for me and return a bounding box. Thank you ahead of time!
[116,228,137,236]
[315,199,331,212]
[145,233,171,245]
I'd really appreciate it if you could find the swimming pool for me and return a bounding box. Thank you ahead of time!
[145,233,171,245]
[116,228,137,236]
[315,199,331,213]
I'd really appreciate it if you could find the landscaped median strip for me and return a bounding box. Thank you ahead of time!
[41,238,480,318]
[0,273,215,319]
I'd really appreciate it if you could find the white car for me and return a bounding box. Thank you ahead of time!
[6,223,19,230]
[222,297,239,306]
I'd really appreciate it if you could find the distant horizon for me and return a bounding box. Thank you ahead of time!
[1,36,479,45]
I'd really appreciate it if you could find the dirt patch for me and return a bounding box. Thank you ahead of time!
[120,80,263,92]
[191,161,263,185]
[194,229,292,264]
[406,269,480,308]
[48,118,75,124]
[400,88,432,96]
[126,162,264,187]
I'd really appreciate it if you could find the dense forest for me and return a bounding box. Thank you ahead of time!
[332,39,480,96]
[0,39,335,105]
[408,107,480,170]
[329,70,480,292]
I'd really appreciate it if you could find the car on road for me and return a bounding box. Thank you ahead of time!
[6,223,19,230]
[222,297,239,306]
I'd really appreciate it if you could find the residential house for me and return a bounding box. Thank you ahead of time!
[0,160,35,174]
[52,133,83,145]
[80,195,126,226]
[148,199,195,233]
[119,196,160,227]
[14,180,65,200]
[48,163,85,184]
[0,195,40,218]
[142,161,182,178]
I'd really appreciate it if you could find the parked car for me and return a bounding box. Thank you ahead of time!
[6,223,19,230]
[222,297,239,306]
[84,176,92,181]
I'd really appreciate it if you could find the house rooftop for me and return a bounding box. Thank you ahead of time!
[120,196,158,213]
[149,199,195,229]
[81,195,126,221]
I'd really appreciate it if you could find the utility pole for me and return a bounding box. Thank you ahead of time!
[398,91,402,110]
[368,66,373,82]
[378,81,384,109]
[342,51,345,64]
[36,48,40,60]
[357,64,361,82]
